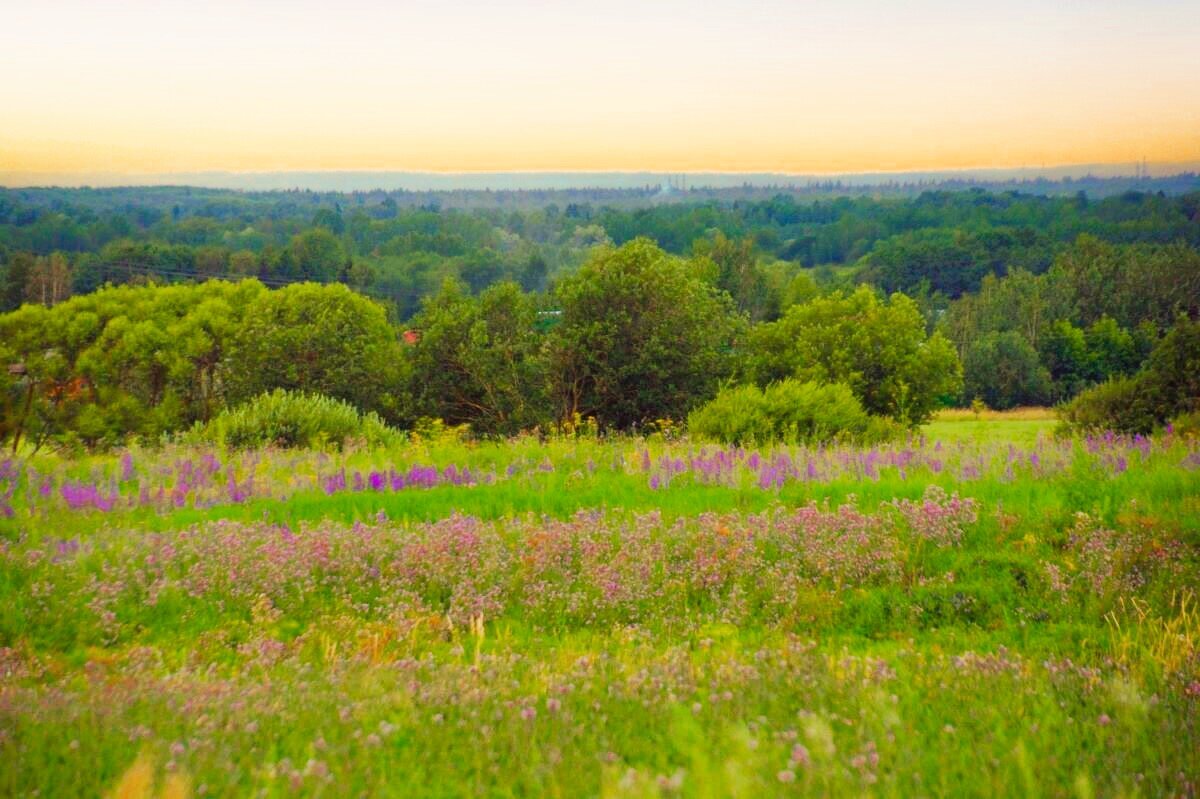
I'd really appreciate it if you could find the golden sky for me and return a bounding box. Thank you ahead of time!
[1,0,1198,177]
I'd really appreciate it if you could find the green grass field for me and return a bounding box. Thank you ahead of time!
[1,416,1198,797]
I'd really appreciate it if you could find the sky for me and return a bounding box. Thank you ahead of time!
[1,0,1198,180]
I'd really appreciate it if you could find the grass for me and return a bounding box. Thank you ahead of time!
[0,416,1197,797]
[933,407,1058,422]
[926,407,1058,446]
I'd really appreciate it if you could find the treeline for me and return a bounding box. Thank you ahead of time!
[2,183,1198,448]
[3,187,1198,321]
[943,236,1200,408]
[4,233,1197,451]
[0,240,943,449]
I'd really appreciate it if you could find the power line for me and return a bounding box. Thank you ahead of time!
[88,261,433,306]
[94,260,333,288]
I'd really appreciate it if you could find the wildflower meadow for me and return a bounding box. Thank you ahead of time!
[1,418,1198,796]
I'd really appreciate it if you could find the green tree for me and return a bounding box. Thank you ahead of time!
[1061,316,1200,433]
[519,252,549,293]
[860,228,999,298]
[0,281,266,449]
[1141,316,1200,420]
[694,233,778,322]
[782,270,819,309]
[2,252,34,312]
[1039,320,1091,401]
[312,208,345,236]
[1052,236,1200,329]
[1084,317,1139,381]
[280,228,346,282]
[744,285,961,425]
[548,238,739,429]
[962,331,1052,410]
[226,283,407,421]
[407,280,550,435]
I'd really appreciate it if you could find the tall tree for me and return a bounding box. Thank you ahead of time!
[2,252,35,312]
[962,331,1052,410]
[407,280,549,435]
[548,239,739,429]
[25,253,72,306]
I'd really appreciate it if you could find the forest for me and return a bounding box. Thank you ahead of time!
[2,180,1198,451]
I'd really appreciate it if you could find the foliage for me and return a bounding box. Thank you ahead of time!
[1038,319,1095,401]
[1060,316,1200,433]
[0,280,266,449]
[1170,410,1200,438]
[1,252,34,311]
[5,184,1198,324]
[687,379,899,445]
[859,226,1050,297]
[692,232,780,321]
[225,283,408,422]
[1057,375,1158,434]
[962,331,1052,410]
[3,185,1200,450]
[1139,315,1200,420]
[406,280,550,436]
[1053,235,1200,329]
[744,285,961,425]
[190,389,400,449]
[277,228,348,282]
[548,239,740,429]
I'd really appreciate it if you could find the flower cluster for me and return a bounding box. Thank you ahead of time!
[8,489,976,640]
[1,429,1191,523]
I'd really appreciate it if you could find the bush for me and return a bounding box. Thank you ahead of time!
[1169,410,1200,439]
[688,379,901,445]
[1058,375,1157,434]
[1059,317,1200,434]
[191,390,401,449]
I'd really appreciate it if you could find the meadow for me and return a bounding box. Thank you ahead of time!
[1,413,1198,797]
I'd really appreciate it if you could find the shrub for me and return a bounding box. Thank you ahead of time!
[191,390,401,449]
[688,379,900,445]
[1058,375,1157,434]
[1169,410,1200,439]
[1059,317,1200,434]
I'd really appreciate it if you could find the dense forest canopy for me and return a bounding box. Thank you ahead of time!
[3,180,1199,316]
[1,179,1198,448]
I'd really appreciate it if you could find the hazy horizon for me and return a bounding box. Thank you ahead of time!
[3,161,1199,192]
